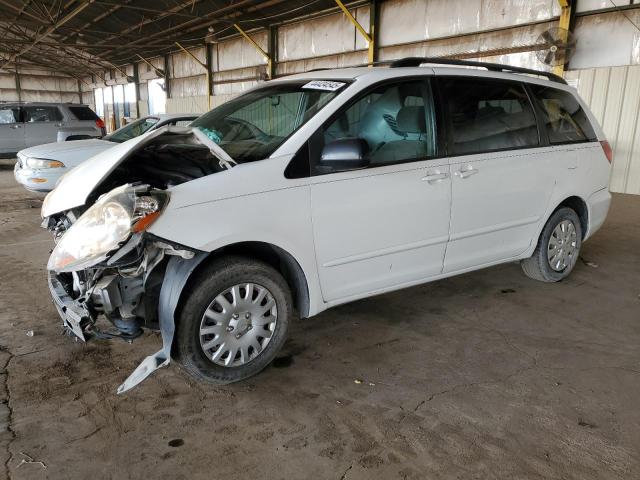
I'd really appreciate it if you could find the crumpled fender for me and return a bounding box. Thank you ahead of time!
[117,252,208,394]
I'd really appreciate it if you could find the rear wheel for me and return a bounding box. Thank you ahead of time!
[174,256,293,384]
[521,207,582,282]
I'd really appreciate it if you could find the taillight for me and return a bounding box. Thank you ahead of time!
[600,140,613,164]
[95,118,105,129]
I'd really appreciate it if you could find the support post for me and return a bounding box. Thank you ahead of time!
[233,23,272,79]
[205,42,213,103]
[163,54,171,100]
[175,41,211,110]
[268,26,277,80]
[109,84,115,131]
[14,65,21,102]
[78,79,82,104]
[554,0,573,77]
[335,0,374,65]
[369,0,379,64]
[133,62,141,117]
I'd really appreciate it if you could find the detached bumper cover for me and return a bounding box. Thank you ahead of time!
[48,252,207,393]
[48,271,93,341]
[117,252,207,394]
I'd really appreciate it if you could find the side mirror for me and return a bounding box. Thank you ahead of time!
[319,138,370,171]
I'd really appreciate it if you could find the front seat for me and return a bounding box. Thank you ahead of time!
[370,106,429,164]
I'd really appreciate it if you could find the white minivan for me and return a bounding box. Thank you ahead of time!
[40,58,612,393]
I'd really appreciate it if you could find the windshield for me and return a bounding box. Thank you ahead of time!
[105,117,159,143]
[190,80,345,163]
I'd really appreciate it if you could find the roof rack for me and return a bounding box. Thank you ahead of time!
[389,57,567,84]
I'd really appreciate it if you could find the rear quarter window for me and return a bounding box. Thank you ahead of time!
[68,106,100,121]
[529,85,596,144]
[23,106,63,122]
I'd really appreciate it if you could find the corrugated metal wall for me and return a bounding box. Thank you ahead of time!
[0,69,80,103]
[566,66,640,195]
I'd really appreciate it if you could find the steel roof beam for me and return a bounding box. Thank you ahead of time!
[0,0,49,25]
[96,0,260,60]
[58,0,133,43]
[0,0,96,70]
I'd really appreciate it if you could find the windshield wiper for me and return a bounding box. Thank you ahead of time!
[192,127,237,170]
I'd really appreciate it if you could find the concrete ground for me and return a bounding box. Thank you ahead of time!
[0,161,639,480]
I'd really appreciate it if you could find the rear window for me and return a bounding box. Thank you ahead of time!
[440,77,539,155]
[529,85,596,144]
[68,106,100,121]
[173,119,194,127]
[105,116,159,143]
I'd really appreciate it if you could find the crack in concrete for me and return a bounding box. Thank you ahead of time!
[416,325,540,409]
[397,324,541,423]
[338,464,353,480]
[423,362,538,405]
[2,350,16,480]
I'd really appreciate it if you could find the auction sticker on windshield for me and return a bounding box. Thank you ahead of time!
[302,80,346,91]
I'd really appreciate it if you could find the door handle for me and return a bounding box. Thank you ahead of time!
[454,167,479,179]
[9,125,21,129]
[55,123,64,127]
[422,172,449,183]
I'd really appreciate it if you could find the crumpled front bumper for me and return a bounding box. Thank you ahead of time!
[48,271,94,341]
[47,252,208,394]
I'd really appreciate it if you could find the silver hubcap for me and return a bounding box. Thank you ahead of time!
[548,219,578,272]
[199,283,277,367]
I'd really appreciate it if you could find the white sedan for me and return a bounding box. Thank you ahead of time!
[14,113,197,192]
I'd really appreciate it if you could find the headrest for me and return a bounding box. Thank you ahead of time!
[396,106,426,134]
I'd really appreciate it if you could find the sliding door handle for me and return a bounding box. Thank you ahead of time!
[454,167,479,179]
[422,172,449,183]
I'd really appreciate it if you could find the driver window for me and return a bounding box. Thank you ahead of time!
[320,79,437,170]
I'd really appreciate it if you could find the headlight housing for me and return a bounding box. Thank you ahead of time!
[47,184,168,272]
[24,157,65,169]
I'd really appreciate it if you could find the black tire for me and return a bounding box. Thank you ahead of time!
[173,255,293,384]
[521,207,582,282]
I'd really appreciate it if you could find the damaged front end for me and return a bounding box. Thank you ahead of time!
[45,183,203,393]
[41,127,232,393]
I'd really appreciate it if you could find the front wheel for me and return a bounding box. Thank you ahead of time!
[521,207,583,282]
[173,256,293,384]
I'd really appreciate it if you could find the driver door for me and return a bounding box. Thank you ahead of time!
[309,79,451,302]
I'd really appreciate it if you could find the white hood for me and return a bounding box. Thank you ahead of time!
[42,127,175,218]
[21,138,113,159]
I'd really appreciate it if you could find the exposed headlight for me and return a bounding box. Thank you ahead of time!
[24,157,65,169]
[47,184,168,272]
